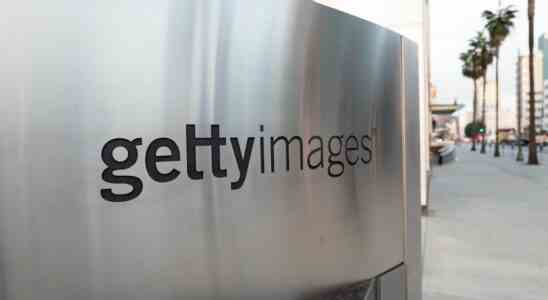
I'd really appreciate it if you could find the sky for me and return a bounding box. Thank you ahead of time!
[431,0,548,111]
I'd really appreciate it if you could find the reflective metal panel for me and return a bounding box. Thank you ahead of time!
[378,265,406,300]
[403,37,423,300]
[0,1,418,299]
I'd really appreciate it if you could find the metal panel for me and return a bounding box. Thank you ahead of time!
[0,1,418,299]
[378,265,406,300]
[403,38,423,300]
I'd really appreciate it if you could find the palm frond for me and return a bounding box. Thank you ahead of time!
[482,10,496,19]
[482,6,518,51]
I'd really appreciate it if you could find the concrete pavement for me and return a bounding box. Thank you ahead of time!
[423,145,548,300]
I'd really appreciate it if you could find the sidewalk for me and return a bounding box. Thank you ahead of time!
[423,145,548,300]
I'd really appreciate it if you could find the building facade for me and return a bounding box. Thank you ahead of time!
[539,33,548,81]
[539,34,548,130]
[545,80,548,130]
[473,79,504,136]
[516,52,544,133]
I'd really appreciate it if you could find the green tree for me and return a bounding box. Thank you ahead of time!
[483,6,517,157]
[465,121,485,139]
[527,0,539,164]
[460,49,482,151]
[469,32,494,154]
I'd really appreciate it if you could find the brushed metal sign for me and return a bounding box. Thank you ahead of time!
[99,125,374,202]
[0,1,419,299]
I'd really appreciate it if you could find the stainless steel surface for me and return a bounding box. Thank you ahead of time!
[378,265,406,300]
[0,1,419,299]
[403,38,423,300]
[365,280,378,300]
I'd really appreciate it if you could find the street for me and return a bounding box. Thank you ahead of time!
[423,145,548,300]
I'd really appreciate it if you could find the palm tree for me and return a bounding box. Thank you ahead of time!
[469,32,494,154]
[460,49,482,151]
[527,0,539,165]
[483,6,517,157]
